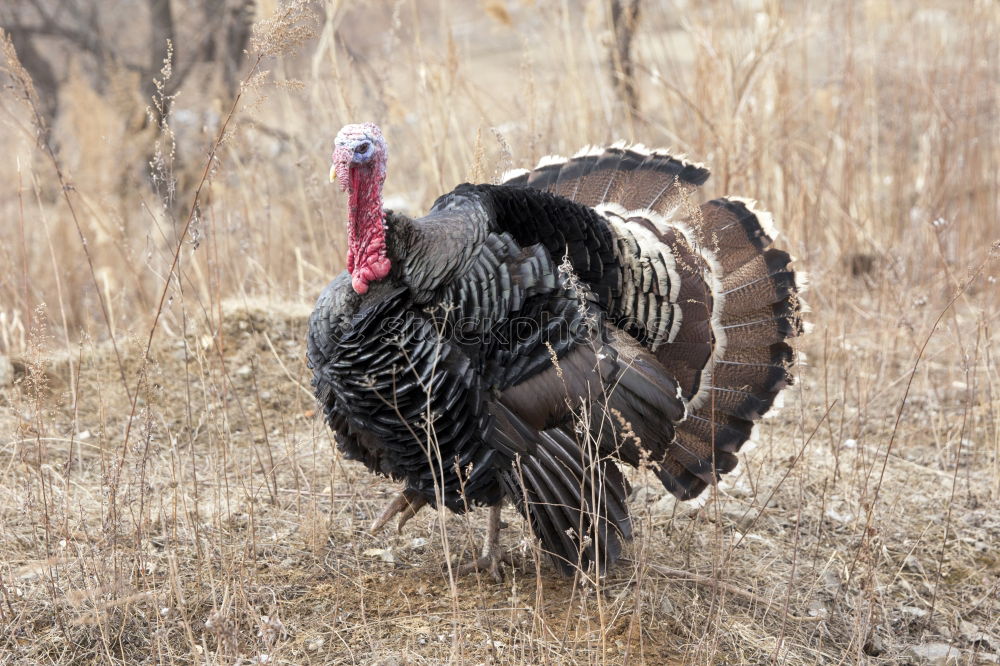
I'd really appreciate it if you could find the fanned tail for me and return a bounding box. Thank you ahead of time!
[657,197,806,499]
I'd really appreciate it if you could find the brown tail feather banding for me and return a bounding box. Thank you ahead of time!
[503,143,710,212]
[660,198,804,497]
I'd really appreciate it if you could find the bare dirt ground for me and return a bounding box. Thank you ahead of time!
[1,291,997,664]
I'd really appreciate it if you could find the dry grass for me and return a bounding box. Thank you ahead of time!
[1,1,998,663]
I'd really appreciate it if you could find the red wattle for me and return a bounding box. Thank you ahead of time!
[345,161,390,295]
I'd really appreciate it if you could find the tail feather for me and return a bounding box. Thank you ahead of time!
[514,461,581,568]
[502,424,632,574]
[721,341,796,369]
[722,313,802,350]
[713,349,793,396]
[503,144,710,212]
[645,223,716,400]
[723,270,799,317]
[656,456,706,500]
[566,147,628,206]
[640,197,803,496]
[696,198,776,273]
[623,149,708,213]
[701,386,771,422]
[654,342,713,404]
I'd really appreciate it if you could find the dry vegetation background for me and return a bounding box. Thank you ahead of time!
[1,0,998,664]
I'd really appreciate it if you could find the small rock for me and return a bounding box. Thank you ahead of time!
[724,482,753,499]
[959,620,996,649]
[825,506,856,524]
[961,512,984,527]
[650,494,680,517]
[821,569,842,595]
[630,485,661,505]
[806,599,828,618]
[236,364,252,377]
[864,632,885,656]
[968,540,990,553]
[362,547,396,564]
[375,656,406,666]
[904,642,960,664]
[721,505,753,532]
[901,605,928,619]
[903,555,926,574]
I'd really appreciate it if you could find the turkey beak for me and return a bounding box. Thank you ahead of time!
[329,163,337,183]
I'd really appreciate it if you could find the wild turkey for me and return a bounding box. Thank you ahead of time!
[308,122,804,578]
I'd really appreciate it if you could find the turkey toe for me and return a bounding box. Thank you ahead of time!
[370,488,427,535]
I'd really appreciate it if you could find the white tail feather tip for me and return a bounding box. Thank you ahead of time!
[572,144,606,158]
[500,168,530,183]
[535,154,568,168]
[728,196,780,240]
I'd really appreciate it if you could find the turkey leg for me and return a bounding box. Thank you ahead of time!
[456,504,511,582]
[370,487,427,534]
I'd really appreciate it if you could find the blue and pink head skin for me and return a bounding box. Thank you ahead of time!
[331,122,391,295]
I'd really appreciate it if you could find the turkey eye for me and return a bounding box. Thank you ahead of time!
[355,142,371,155]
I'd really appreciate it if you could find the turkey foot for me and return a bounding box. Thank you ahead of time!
[370,488,427,534]
[454,505,511,582]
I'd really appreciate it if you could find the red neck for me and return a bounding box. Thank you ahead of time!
[346,164,391,294]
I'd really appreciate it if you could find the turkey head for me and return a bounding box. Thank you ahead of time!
[331,122,391,294]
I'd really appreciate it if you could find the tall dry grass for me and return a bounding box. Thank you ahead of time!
[0,1,998,664]
[1,2,997,352]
